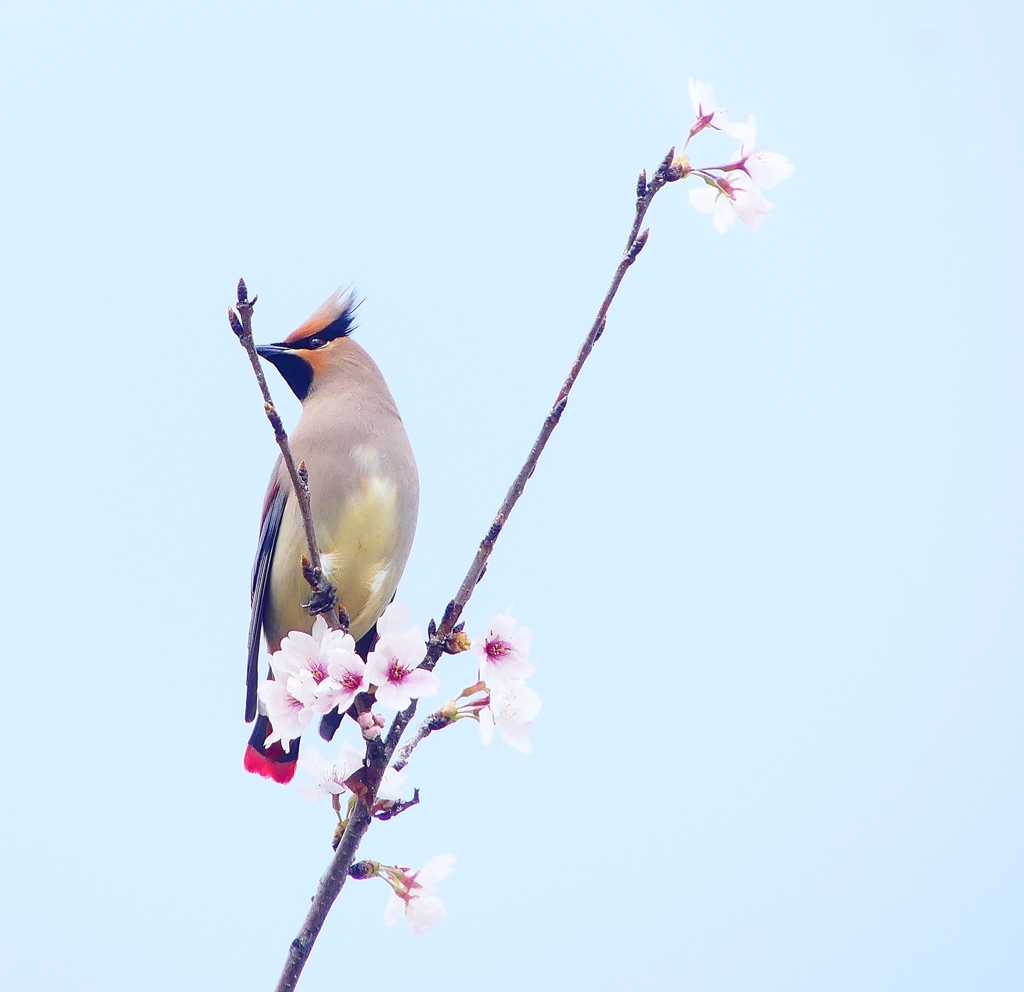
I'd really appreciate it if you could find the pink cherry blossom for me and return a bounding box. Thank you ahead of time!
[258,680,313,751]
[688,171,773,233]
[383,855,456,935]
[258,617,369,746]
[297,740,364,803]
[365,603,440,710]
[269,616,365,714]
[470,613,533,690]
[314,645,369,715]
[479,683,542,754]
[272,616,354,686]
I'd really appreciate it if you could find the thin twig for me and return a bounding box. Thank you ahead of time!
[271,149,677,992]
[374,787,421,821]
[414,146,676,673]
[228,279,343,629]
[391,711,454,772]
[273,802,372,992]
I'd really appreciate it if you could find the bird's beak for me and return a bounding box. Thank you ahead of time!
[256,342,314,401]
[255,343,291,361]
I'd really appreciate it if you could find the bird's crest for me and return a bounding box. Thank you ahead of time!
[284,288,359,346]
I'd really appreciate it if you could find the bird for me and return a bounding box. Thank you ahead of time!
[243,289,419,783]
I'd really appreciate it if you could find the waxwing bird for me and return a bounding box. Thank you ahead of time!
[244,290,419,783]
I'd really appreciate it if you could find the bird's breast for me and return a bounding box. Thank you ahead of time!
[265,438,417,650]
[317,464,404,637]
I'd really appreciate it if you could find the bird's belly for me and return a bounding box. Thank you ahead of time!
[266,473,407,648]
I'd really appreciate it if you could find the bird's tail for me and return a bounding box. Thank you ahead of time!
[243,714,300,784]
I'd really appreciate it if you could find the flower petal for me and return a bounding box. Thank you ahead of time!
[415,854,457,890]
[384,895,405,927]
[373,681,412,711]
[399,668,441,700]
[405,896,447,935]
[377,602,413,638]
[688,186,718,215]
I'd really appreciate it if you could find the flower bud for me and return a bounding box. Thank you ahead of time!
[668,152,691,180]
[449,631,472,653]
[358,710,382,739]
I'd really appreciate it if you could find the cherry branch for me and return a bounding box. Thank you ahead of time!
[271,146,679,992]
[414,146,677,673]
[391,709,455,772]
[228,280,345,629]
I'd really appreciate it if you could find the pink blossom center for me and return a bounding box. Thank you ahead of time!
[485,638,512,662]
[387,658,411,684]
[306,657,329,683]
[341,669,362,691]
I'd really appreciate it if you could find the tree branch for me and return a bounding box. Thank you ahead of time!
[391,710,455,772]
[415,147,676,672]
[269,149,676,991]
[228,279,345,629]
[273,802,373,992]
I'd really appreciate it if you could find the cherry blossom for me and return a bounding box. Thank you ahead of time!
[727,114,794,190]
[471,613,533,690]
[314,645,369,716]
[258,617,369,746]
[687,79,748,142]
[688,171,773,233]
[377,766,408,804]
[479,683,542,754]
[272,616,355,687]
[382,855,456,935]
[365,603,440,710]
[682,87,792,233]
[266,616,365,713]
[297,740,364,803]
[258,680,313,751]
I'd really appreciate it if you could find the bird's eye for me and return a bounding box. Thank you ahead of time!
[307,337,326,349]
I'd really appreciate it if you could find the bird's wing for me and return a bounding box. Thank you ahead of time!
[246,479,287,722]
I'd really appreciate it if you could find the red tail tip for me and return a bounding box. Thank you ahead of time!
[244,744,297,784]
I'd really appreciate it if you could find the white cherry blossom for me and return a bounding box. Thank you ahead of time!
[730,114,794,189]
[297,740,364,803]
[687,79,748,141]
[479,683,542,754]
[689,171,773,233]
[377,766,408,804]
[383,855,456,935]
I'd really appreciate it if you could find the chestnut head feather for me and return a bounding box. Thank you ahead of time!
[256,289,361,401]
[283,288,359,347]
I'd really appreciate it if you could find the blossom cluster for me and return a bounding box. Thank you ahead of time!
[257,604,441,751]
[297,738,406,806]
[678,79,794,233]
[461,614,542,754]
[257,606,539,933]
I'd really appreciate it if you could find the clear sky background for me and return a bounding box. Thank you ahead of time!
[1,1,1021,989]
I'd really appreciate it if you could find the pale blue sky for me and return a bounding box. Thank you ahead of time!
[1,1,1021,990]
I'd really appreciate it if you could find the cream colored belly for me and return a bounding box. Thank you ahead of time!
[266,474,405,649]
